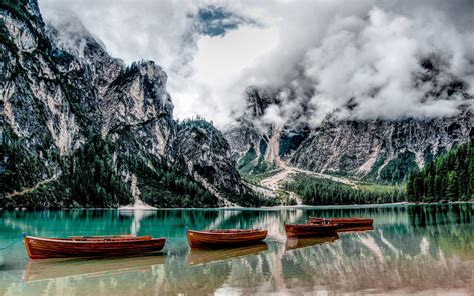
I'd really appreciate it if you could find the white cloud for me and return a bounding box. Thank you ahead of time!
[38,0,474,129]
[300,6,473,125]
[172,25,278,126]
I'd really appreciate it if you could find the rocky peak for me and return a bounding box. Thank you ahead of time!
[45,15,125,95]
[224,87,306,173]
[175,119,243,196]
[102,60,176,157]
[245,86,276,118]
[101,61,173,133]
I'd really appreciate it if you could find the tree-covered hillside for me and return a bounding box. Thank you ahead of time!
[284,174,406,205]
[406,135,473,202]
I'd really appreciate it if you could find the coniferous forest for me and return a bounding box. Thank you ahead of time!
[284,174,406,205]
[406,135,474,202]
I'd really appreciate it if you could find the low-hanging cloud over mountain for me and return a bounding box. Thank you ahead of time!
[39,0,474,128]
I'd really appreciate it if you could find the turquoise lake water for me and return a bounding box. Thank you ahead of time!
[0,203,472,295]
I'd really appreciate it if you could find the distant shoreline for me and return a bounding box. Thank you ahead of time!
[1,200,472,211]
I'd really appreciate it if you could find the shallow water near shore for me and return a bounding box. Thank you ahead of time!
[0,203,473,295]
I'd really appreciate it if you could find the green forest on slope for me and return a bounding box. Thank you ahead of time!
[406,136,474,202]
[1,129,222,209]
[284,174,406,205]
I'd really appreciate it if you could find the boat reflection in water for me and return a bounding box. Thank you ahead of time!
[284,224,374,252]
[23,254,166,283]
[188,242,268,266]
[285,235,339,252]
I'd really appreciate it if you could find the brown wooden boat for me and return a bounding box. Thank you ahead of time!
[187,229,267,248]
[284,223,339,238]
[308,217,374,227]
[24,235,166,259]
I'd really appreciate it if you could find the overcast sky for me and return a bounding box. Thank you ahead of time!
[39,0,474,128]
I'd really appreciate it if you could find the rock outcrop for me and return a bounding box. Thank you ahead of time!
[287,113,472,182]
[175,119,243,196]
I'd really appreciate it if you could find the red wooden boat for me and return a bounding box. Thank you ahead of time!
[308,217,374,227]
[284,223,339,238]
[187,229,267,248]
[24,235,166,259]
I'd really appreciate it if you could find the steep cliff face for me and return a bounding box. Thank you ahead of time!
[174,119,243,198]
[0,0,248,208]
[288,113,472,182]
[224,88,281,174]
[225,88,272,156]
[101,61,176,157]
[1,0,84,199]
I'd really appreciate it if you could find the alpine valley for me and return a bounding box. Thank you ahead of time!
[1,0,473,209]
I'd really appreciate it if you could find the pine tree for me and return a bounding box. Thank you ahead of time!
[407,172,415,200]
[446,171,459,200]
[413,171,424,199]
[468,146,474,199]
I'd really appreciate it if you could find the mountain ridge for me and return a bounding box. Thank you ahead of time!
[225,83,473,184]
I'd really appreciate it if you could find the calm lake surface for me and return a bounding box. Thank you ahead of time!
[0,203,473,295]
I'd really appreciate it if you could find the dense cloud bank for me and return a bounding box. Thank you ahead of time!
[39,0,474,128]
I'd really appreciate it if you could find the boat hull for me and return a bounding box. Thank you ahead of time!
[308,217,374,228]
[187,229,267,249]
[24,236,166,259]
[337,225,374,233]
[284,224,339,238]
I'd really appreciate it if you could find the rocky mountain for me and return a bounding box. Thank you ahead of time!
[225,75,473,184]
[0,0,251,208]
[288,113,472,182]
[175,119,243,200]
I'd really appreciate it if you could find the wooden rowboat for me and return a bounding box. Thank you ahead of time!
[308,217,374,227]
[24,235,166,259]
[284,223,339,238]
[187,229,267,249]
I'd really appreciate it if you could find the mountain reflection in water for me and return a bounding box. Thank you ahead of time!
[0,203,472,295]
